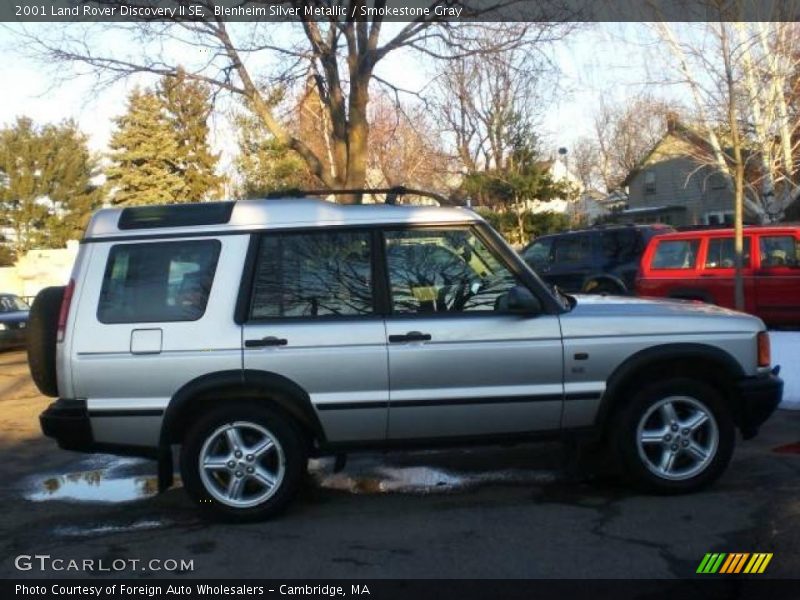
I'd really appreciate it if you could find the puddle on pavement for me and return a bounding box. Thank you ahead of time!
[308,455,560,495]
[25,455,160,504]
[26,448,562,502]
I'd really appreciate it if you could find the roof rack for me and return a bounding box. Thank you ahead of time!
[263,186,448,206]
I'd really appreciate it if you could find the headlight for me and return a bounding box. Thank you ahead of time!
[0,323,6,331]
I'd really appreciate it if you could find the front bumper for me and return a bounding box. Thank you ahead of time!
[736,372,783,439]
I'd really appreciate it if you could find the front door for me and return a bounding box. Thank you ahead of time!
[699,235,755,312]
[382,226,564,440]
[544,232,594,292]
[241,230,388,443]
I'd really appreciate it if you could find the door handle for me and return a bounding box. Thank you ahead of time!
[389,331,432,343]
[245,336,288,348]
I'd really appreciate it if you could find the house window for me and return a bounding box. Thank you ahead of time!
[704,211,734,226]
[644,171,656,194]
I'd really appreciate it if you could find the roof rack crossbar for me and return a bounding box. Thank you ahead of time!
[263,186,447,205]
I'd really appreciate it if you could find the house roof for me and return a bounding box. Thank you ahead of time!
[621,120,718,188]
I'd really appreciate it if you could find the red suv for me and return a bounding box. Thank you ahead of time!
[636,225,800,326]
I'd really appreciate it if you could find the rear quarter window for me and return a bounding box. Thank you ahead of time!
[650,239,700,270]
[98,239,221,323]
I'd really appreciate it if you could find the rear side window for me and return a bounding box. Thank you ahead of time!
[760,235,799,268]
[98,240,220,323]
[705,237,751,269]
[651,239,700,270]
[552,235,591,264]
[249,231,373,319]
[601,229,639,263]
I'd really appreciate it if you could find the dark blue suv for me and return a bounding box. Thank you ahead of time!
[520,224,674,294]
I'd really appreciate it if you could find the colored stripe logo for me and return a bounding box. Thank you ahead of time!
[697,552,773,574]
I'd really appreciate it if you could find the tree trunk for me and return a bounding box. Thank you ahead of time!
[722,24,746,312]
[338,62,371,203]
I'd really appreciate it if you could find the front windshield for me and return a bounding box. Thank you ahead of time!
[0,295,29,312]
[522,239,552,267]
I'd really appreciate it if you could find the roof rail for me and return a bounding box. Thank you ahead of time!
[263,186,448,206]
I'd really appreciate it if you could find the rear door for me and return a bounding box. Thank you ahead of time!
[754,231,800,325]
[241,229,388,443]
[699,235,755,312]
[381,225,564,440]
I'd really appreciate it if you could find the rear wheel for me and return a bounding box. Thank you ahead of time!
[613,378,734,494]
[585,279,624,295]
[180,403,307,521]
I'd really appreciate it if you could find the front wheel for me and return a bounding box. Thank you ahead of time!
[180,403,307,521]
[613,378,734,494]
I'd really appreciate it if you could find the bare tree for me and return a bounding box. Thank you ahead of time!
[368,93,454,192]
[652,12,800,309]
[583,94,681,193]
[432,24,574,176]
[17,1,577,202]
[570,136,602,191]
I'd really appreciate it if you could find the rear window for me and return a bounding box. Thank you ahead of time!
[601,229,640,263]
[705,237,751,269]
[0,295,28,312]
[651,239,700,270]
[760,235,799,268]
[98,240,221,323]
[249,230,374,319]
[552,234,591,264]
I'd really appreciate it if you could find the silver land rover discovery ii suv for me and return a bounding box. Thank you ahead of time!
[28,192,783,521]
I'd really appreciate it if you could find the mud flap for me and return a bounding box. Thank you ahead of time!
[157,444,174,492]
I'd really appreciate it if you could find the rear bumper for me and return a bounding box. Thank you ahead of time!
[736,372,783,439]
[40,399,94,452]
[39,399,157,458]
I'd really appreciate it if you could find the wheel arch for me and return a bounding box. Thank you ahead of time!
[160,370,326,449]
[582,274,628,294]
[595,343,745,434]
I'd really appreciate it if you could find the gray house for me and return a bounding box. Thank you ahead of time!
[617,118,743,227]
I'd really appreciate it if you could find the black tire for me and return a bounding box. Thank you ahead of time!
[612,377,735,494]
[180,403,307,522]
[27,286,64,397]
[585,280,624,295]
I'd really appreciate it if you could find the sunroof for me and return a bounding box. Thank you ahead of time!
[118,202,235,230]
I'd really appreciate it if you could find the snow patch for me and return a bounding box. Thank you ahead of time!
[772,331,799,410]
[309,457,559,495]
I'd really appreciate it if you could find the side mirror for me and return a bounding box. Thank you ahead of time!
[500,285,542,315]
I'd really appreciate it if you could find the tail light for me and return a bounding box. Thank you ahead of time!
[757,331,771,368]
[57,279,75,343]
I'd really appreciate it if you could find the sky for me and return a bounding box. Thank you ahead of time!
[0,22,674,179]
